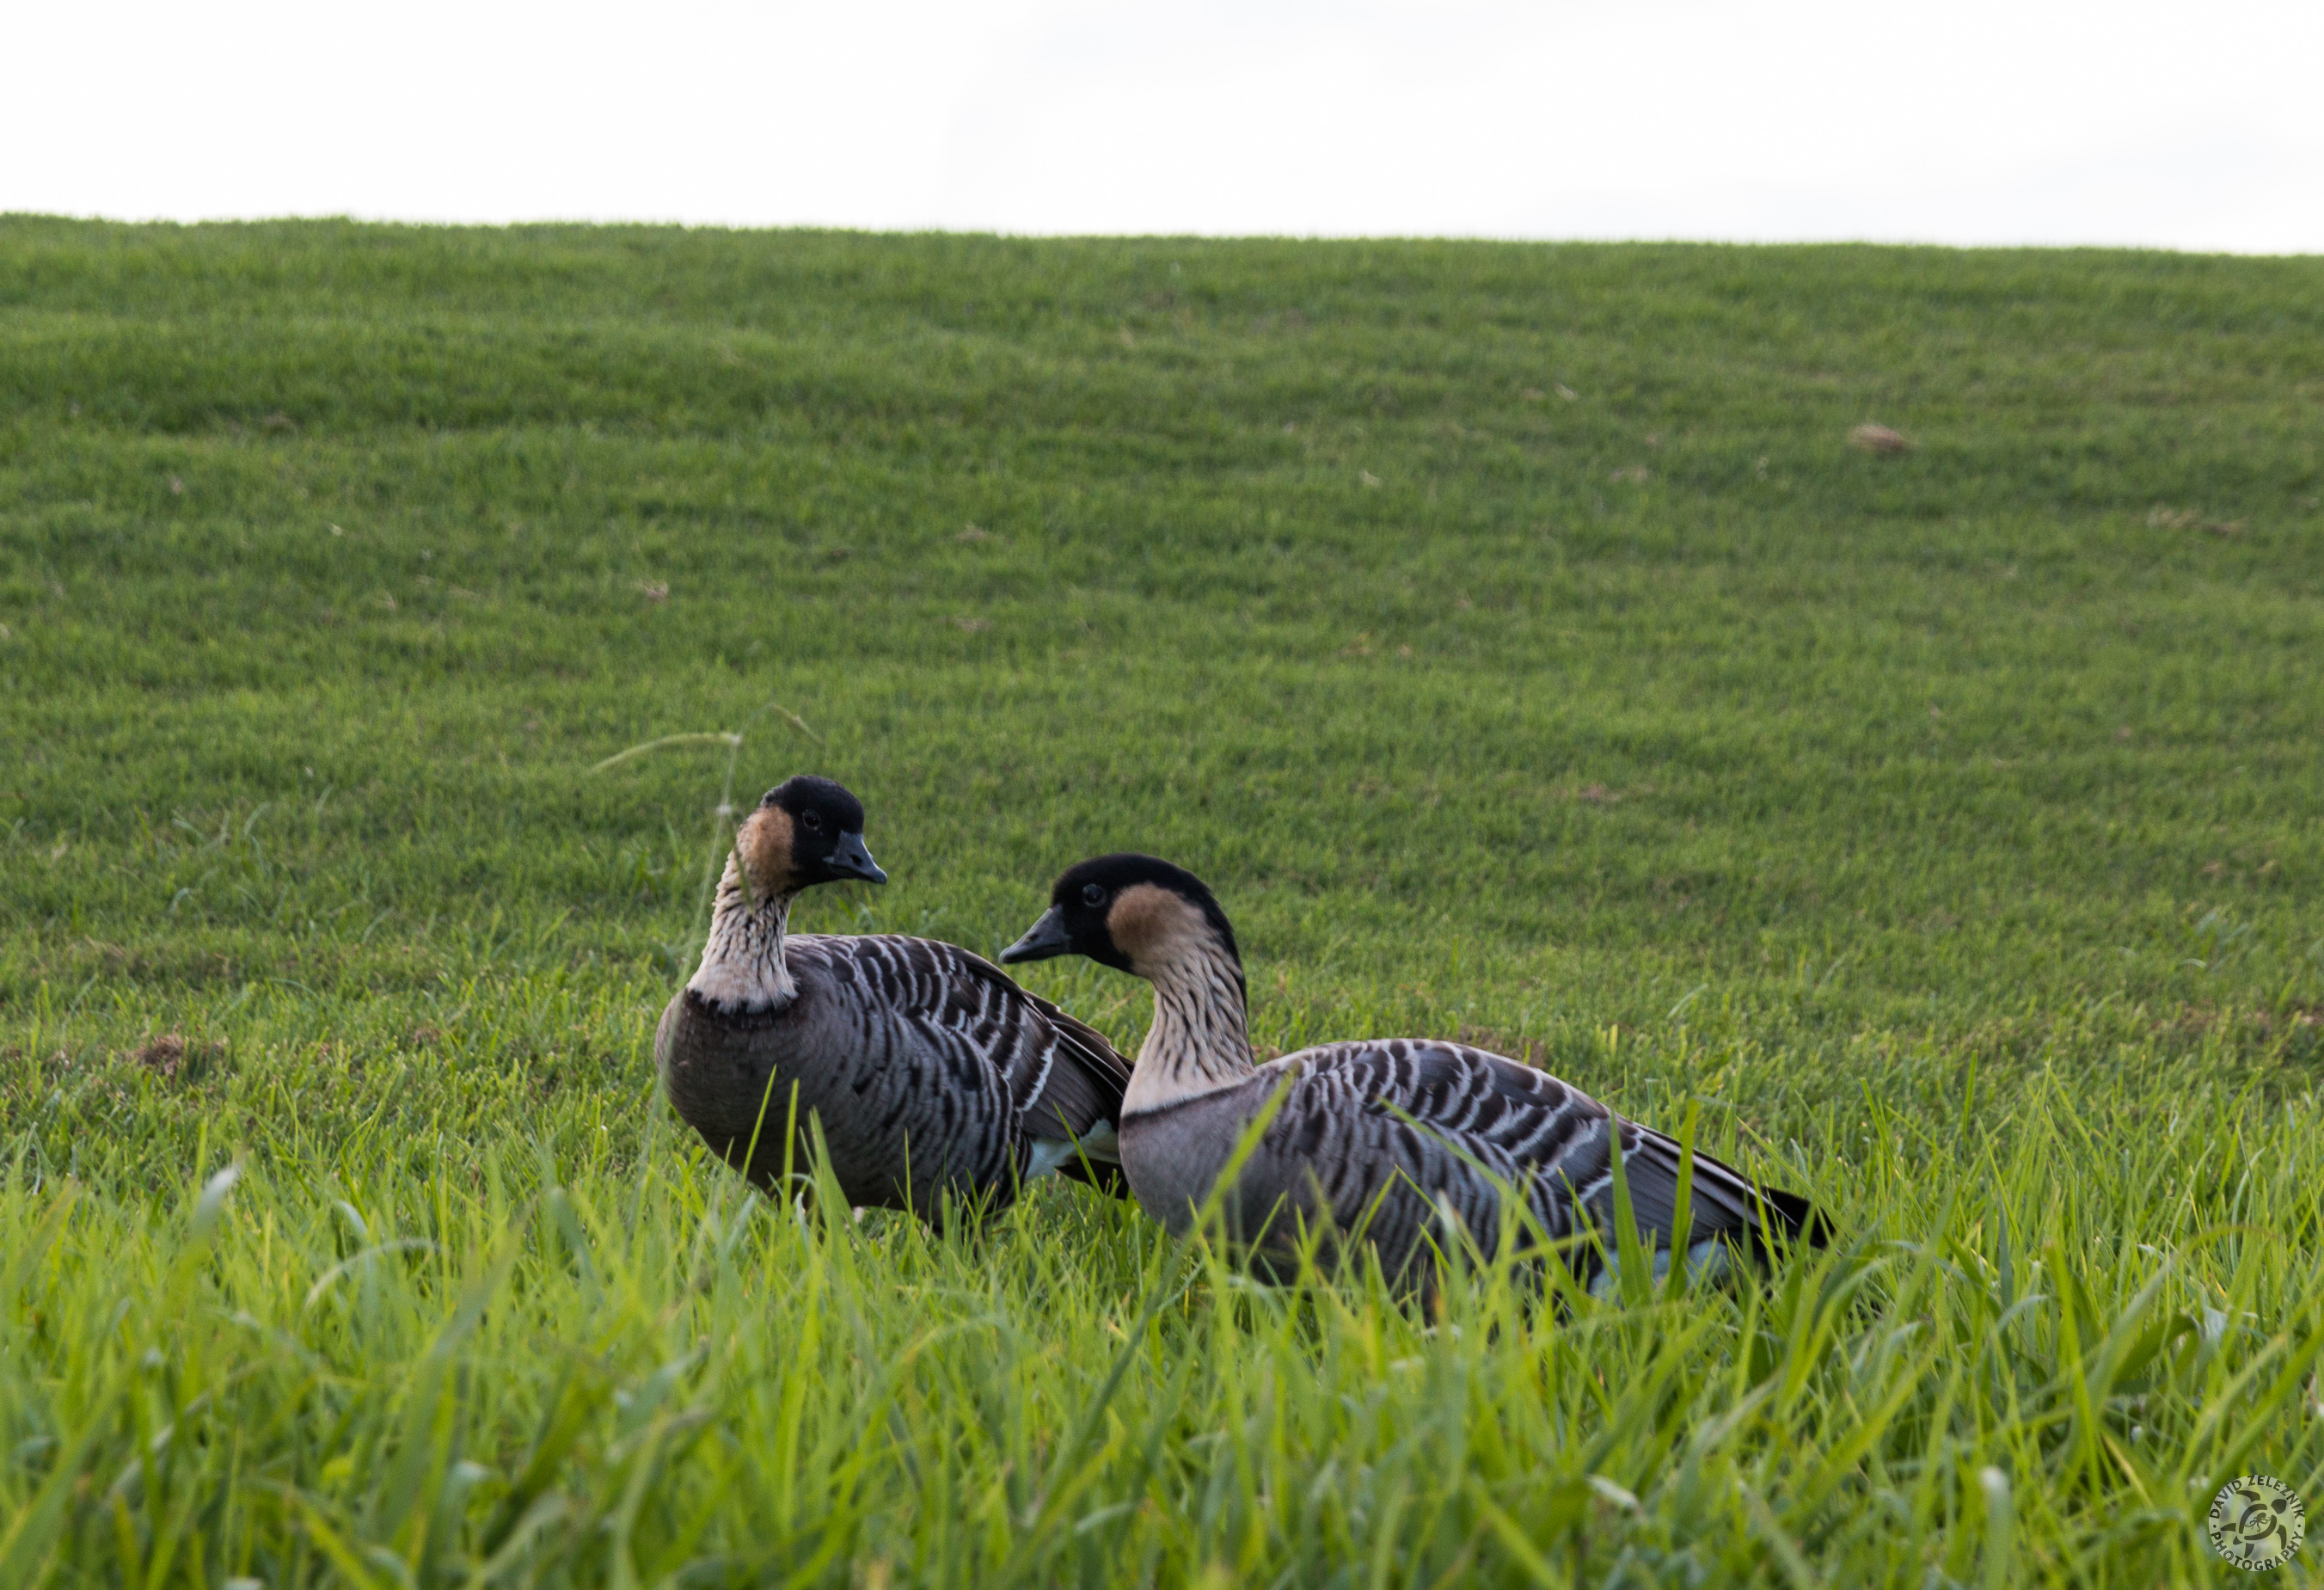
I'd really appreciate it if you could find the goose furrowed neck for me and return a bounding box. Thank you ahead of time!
[1124,936,1257,1116]
[685,854,800,1013]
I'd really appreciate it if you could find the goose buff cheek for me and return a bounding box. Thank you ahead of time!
[1000,906,1073,965]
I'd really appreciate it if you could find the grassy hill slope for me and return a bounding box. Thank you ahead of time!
[2,220,2320,1586]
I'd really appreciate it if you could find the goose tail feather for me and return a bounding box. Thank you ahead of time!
[1621,1123,1830,1261]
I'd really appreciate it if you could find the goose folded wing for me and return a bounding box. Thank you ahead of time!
[1617,1123,1826,1249]
[946,947,1132,1176]
[1337,1041,1818,1250]
[1340,1041,1612,1176]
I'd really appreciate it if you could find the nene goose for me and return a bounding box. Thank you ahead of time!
[655,777,1131,1224]
[1001,853,1824,1292]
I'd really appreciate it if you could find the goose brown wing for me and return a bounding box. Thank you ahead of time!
[1290,1040,1819,1251]
[989,973,1134,1192]
[1254,1040,1616,1252]
[1303,1040,1614,1179]
[944,946,1131,1137]
[855,936,1131,1194]
[1616,1123,1827,1251]
[794,933,1131,1142]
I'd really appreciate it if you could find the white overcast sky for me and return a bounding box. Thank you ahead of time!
[5,0,2320,251]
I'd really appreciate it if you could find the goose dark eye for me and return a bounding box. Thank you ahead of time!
[1082,883,1106,906]
[801,810,824,832]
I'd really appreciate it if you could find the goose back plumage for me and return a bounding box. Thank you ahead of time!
[658,932,1131,1220]
[1121,1038,1817,1287]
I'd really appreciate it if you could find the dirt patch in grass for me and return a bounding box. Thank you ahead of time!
[130,1033,226,1082]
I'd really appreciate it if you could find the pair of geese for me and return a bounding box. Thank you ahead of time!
[657,775,1825,1294]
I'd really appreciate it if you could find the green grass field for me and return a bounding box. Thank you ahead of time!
[3,217,2321,1587]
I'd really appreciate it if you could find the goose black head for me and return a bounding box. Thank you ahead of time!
[1000,853,1242,990]
[737,774,886,895]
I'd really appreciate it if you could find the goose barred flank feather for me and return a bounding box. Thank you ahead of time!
[659,891,1131,1224]
[1124,1038,1822,1288]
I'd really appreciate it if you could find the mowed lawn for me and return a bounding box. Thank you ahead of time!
[3,218,2321,1587]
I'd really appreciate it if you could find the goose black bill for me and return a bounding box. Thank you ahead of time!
[999,906,1070,964]
[829,831,888,885]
